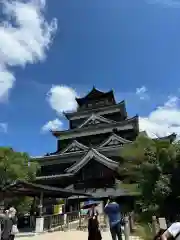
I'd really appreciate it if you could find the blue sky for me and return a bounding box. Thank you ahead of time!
[1,0,180,156]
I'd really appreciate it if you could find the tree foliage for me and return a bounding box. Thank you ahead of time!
[119,135,180,220]
[0,147,39,213]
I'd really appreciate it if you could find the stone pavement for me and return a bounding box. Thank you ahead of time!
[17,230,142,240]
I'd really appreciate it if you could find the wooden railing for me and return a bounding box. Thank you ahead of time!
[42,210,134,240]
[66,211,80,230]
[78,212,133,240]
[43,213,64,231]
[43,211,79,231]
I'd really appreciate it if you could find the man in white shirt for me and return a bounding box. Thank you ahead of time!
[162,222,180,240]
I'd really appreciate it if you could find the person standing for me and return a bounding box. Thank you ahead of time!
[82,200,102,240]
[104,196,122,240]
[87,203,102,240]
[1,207,18,240]
[8,207,18,240]
[1,209,13,240]
[30,204,37,229]
[0,208,6,240]
[160,222,180,240]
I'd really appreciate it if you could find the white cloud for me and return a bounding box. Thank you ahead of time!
[0,0,57,101]
[41,118,63,133]
[139,96,180,138]
[136,86,149,100]
[44,86,180,140]
[47,85,78,114]
[0,123,8,133]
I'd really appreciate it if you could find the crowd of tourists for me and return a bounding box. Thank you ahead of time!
[86,196,180,240]
[2,197,180,240]
[0,207,18,240]
[83,195,123,240]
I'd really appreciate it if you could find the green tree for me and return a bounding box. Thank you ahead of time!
[0,147,39,213]
[119,135,180,219]
[119,135,156,183]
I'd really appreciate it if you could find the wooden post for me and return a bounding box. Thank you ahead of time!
[49,215,53,230]
[39,192,43,217]
[152,216,159,236]
[158,218,167,230]
[129,211,135,232]
[35,192,44,233]
[78,196,81,229]
[78,211,81,230]
[64,198,67,212]
[64,213,67,229]
[124,216,130,240]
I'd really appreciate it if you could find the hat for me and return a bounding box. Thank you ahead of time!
[81,200,100,209]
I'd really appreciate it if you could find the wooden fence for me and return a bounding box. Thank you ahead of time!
[152,216,168,236]
[42,211,135,240]
[43,211,79,231]
[78,212,134,240]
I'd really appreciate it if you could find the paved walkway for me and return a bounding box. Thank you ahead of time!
[17,230,142,240]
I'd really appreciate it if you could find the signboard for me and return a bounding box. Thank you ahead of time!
[53,204,63,214]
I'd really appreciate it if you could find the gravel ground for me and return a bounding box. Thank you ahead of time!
[17,230,142,240]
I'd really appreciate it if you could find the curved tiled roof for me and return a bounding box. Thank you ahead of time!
[65,148,118,174]
[51,115,139,137]
[60,140,88,154]
[75,87,115,106]
[78,114,116,128]
[98,133,132,148]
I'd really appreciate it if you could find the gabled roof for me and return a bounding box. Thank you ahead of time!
[75,87,115,106]
[139,131,176,143]
[52,115,139,138]
[65,148,118,174]
[78,114,115,128]
[98,133,132,148]
[60,140,88,154]
[31,151,84,161]
[153,133,176,143]
[36,173,73,180]
[67,187,134,199]
[63,100,126,120]
[2,180,91,198]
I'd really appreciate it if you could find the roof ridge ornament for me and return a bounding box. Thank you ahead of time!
[78,114,115,128]
[60,140,88,154]
[98,133,132,149]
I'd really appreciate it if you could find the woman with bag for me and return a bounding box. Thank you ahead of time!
[1,207,18,240]
[82,200,102,240]
[9,207,18,240]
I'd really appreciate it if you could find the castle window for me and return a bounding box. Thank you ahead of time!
[82,168,93,180]
[88,103,93,107]
[99,170,104,177]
